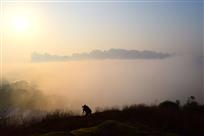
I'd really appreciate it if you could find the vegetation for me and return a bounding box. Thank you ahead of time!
[0,97,204,136]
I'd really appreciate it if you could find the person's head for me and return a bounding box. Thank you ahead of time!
[82,105,87,108]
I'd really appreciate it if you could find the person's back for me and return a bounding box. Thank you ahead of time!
[82,105,92,116]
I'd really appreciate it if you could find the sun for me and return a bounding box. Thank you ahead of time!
[4,7,40,40]
[12,16,30,32]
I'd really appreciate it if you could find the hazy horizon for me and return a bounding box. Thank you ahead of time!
[0,0,203,113]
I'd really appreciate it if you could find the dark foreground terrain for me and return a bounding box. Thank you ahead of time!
[0,102,204,136]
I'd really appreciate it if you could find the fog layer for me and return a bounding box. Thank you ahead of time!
[2,54,203,114]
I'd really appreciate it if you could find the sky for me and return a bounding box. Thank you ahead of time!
[0,0,203,111]
[1,0,203,62]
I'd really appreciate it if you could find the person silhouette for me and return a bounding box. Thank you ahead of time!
[82,105,92,116]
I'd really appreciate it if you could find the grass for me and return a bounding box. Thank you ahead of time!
[0,104,204,136]
[39,132,71,136]
[70,120,144,136]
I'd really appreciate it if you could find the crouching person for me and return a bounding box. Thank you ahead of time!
[82,105,92,117]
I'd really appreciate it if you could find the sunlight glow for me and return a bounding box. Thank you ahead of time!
[5,8,40,37]
[12,16,30,32]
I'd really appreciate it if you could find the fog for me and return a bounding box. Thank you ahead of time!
[1,54,203,116]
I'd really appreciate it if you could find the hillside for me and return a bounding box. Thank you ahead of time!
[1,104,204,136]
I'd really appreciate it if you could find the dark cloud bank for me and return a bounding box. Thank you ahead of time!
[31,49,172,62]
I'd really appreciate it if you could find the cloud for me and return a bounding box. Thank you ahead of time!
[31,49,172,62]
